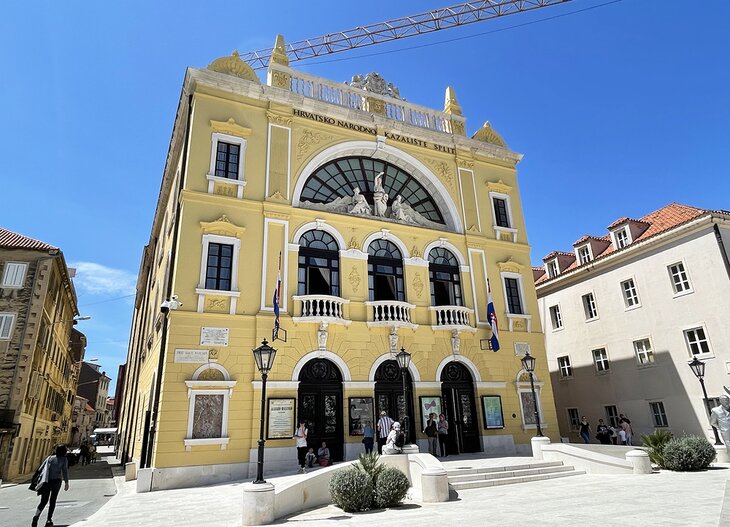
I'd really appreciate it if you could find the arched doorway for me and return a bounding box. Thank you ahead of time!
[375,360,415,444]
[298,358,344,461]
[441,362,481,454]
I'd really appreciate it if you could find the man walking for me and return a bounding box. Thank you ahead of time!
[377,411,394,454]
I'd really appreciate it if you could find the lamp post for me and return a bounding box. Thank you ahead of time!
[395,347,411,444]
[688,356,723,445]
[520,351,543,437]
[252,339,277,484]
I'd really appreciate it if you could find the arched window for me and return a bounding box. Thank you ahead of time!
[368,240,404,301]
[428,247,462,306]
[298,230,340,296]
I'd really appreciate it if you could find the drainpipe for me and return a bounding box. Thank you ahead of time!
[143,92,193,469]
[713,223,730,281]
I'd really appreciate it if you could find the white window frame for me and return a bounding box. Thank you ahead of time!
[576,245,592,265]
[196,234,241,314]
[620,278,641,310]
[567,408,580,431]
[546,259,559,279]
[488,192,517,242]
[184,364,236,450]
[683,325,713,358]
[649,401,669,427]
[206,132,248,199]
[667,260,693,296]
[549,304,563,331]
[500,271,531,332]
[613,227,631,249]
[582,292,599,321]
[592,347,610,373]
[633,337,654,366]
[2,262,28,288]
[557,355,572,379]
[0,313,15,340]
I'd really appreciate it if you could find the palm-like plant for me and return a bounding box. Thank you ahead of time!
[641,429,673,467]
[355,452,385,484]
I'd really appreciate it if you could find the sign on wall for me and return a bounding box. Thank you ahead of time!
[200,327,229,347]
[419,396,442,430]
[267,398,295,439]
[174,349,210,363]
[348,397,374,436]
[481,395,505,429]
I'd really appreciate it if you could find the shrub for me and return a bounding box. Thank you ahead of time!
[662,436,716,471]
[373,465,410,508]
[329,468,374,512]
[641,429,673,467]
[355,452,385,484]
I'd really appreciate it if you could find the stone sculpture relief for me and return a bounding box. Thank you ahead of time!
[373,172,389,217]
[349,72,402,99]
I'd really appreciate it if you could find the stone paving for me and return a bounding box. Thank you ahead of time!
[73,456,730,527]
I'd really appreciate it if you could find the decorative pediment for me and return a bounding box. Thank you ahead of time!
[497,257,525,274]
[200,215,246,238]
[210,118,252,138]
[486,179,513,194]
[472,121,507,148]
[207,51,260,83]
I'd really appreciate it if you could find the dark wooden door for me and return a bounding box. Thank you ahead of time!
[298,359,344,461]
[441,362,481,454]
[375,360,415,443]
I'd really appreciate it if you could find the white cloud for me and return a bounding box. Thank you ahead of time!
[70,262,137,296]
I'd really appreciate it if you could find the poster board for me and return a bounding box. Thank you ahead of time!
[481,395,505,429]
[348,397,374,436]
[419,396,442,430]
[267,398,295,439]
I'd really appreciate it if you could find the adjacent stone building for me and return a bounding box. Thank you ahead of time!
[77,361,112,429]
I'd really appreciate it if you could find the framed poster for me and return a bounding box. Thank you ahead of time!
[482,395,505,429]
[419,396,442,430]
[267,398,295,439]
[349,397,374,436]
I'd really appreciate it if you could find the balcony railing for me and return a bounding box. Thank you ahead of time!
[366,300,417,328]
[429,305,476,331]
[292,295,351,325]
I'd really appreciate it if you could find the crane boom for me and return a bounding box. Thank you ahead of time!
[241,0,573,69]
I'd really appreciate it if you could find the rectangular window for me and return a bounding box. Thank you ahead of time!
[205,242,234,291]
[2,262,28,288]
[504,278,523,314]
[668,262,691,294]
[493,197,510,228]
[546,260,559,278]
[604,405,619,428]
[0,313,15,340]
[592,348,610,372]
[582,293,598,320]
[577,246,591,264]
[549,305,563,330]
[633,338,654,365]
[557,356,572,378]
[615,229,629,249]
[684,327,711,356]
[650,401,668,427]
[621,279,640,308]
[567,408,580,431]
[705,397,721,415]
[214,141,240,180]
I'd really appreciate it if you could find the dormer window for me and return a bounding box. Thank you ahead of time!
[577,246,592,265]
[614,228,630,249]
[546,260,559,278]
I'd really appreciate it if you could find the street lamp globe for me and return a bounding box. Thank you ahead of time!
[395,348,411,371]
[521,351,536,373]
[252,339,277,376]
[688,356,706,380]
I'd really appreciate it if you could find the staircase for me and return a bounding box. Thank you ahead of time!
[447,460,585,490]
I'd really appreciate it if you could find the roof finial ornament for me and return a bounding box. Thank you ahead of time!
[444,86,462,116]
[270,34,289,67]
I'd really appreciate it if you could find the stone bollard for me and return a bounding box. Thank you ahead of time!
[625,449,652,474]
[242,482,275,526]
[421,467,449,503]
[125,461,137,481]
[531,436,551,460]
[136,468,153,493]
[714,445,729,464]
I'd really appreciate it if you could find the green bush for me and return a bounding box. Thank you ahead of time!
[662,436,716,471]
[641,429,673,467]
[373,465,410,508]
[329,468,374,512]
[355,452,384,484]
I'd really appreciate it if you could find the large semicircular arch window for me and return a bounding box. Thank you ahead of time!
[300,156,445,224]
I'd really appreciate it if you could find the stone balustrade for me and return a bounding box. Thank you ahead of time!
[292,295,350,325]
[366,300,417,328]
[429,305,474,330]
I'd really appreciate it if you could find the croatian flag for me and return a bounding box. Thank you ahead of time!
[273,253,282,332]
[487,280,500,352]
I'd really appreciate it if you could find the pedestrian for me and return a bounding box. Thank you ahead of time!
[377,411,394,454]
[79,441,90,466]
[579,416,591,444]
[424,413,438,456]
[89,443,97,464]
[317,441,331,466]
[31,443,70,527]
[294,419,308,473]
[305,448,316,469]
[362,421,374,454]
[608,424,618,445]
[595,419,611,445]
[619,414,633,446]
[437,413,449,457]
[383,422,402,454]
[618,428,627,445]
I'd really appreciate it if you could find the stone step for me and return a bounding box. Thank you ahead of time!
[447,464,576,483]
[449,469,586,490]
[445,460,564,477]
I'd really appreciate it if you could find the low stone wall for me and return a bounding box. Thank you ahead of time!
[538,440,651,474]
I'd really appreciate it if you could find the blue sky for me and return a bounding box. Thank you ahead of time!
[2,0,728,392]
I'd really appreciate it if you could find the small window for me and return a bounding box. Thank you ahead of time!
[684,327,711,357]
[504,277,523,315]
[650,401,668,427]
[621,279,640,308]
[546,260,559,278]
[577,246,591,265]
[592,348,610,373]
[567,408,580,431]
[214,141,240,180]
[604,405,619,428]
[493,197,510,228]
[557,356,572,379]
[549,305,563,330]
[582,293,598,320]
[615,228,629,249]
[668,262,691,294]
[2,262,28,288]
[205,242,234,291]
[0,313,15,340]
[633,338,654,365]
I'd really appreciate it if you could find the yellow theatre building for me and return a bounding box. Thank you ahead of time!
[117,36,558,491]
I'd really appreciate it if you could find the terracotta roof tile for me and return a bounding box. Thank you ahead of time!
[0,227,58,252]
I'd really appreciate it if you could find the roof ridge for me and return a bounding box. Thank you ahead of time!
[0,227,59,251]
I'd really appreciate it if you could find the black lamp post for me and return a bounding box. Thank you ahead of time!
[395,347,412,444]
[520,351,543,437]
[252,339,277,483]
[688,356,723,445]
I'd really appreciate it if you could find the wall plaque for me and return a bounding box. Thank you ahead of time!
[174,349,210,364]
[267,398,295,439]
[201,327,229,346]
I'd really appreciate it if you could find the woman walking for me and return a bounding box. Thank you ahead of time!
[579,416,591,444]
[31,444,70,527]
[437,413,449,457]
[294,420,308,473]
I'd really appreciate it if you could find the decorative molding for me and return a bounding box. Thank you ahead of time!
[270,70,291,89]
[472,121,507,147]
[209,118,252,138]
[297,129,334,161]
[266,191,289,203]
[207,51,260,83]
[262,209,290,220]
[349,72,402,99]
[412,273,425,298]
[456,158,474,169]
[426,158,455,189]
[410,243,422,258]
[205,296,228,313]
[347,236,359,250]
[348,266,361,293]
[199,216,246,238]
[266,111,292,127]
[497,257,525,274]
[486,179,513,194]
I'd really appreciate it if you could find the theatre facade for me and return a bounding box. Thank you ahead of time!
[117,36,558,489]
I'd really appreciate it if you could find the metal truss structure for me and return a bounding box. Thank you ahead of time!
[241,0,573,69]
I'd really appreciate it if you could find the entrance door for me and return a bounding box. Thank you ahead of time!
[298,359,344,461]
[374,360,415,444]
[441,362,481,454]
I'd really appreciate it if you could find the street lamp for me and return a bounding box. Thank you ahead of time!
[520,351,543,437]
[395,347,411,444]
[252,339,277,484]
[688,356,723,445]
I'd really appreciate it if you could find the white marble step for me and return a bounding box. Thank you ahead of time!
[447,464,575,483]
[449,468,586,490]
[445,460,564,477]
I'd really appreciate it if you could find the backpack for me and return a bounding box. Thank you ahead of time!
[394,431,405,448]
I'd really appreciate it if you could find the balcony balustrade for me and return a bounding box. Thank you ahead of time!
[429,305,476,332]
[365,300,417,329]
[292,295,351,325]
